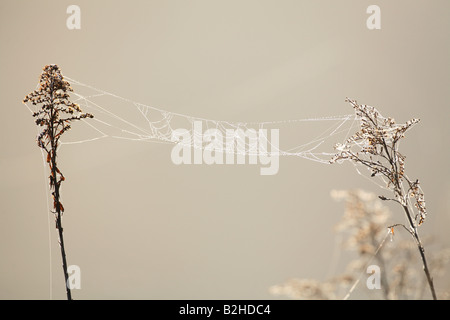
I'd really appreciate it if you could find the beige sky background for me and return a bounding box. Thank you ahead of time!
[1,1,449,299]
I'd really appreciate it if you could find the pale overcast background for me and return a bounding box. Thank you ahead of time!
[1,0,449,299]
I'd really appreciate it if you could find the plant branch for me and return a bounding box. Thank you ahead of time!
[331,98,436,299]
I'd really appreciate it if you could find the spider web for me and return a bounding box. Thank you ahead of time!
[22,77,399,300]
[25,75,359,166]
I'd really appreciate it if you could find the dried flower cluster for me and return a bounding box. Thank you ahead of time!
[23,64,93,150]
[330,98,426,226]
[332,189,389,256]
[23,65,93,217]
[270,278,340,300]
[270,190,449,300]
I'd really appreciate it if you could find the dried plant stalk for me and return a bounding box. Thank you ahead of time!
[330,98,436,299]
[23,64,93,300]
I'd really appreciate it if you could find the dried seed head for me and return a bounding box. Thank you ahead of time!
[331,99,427,225]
